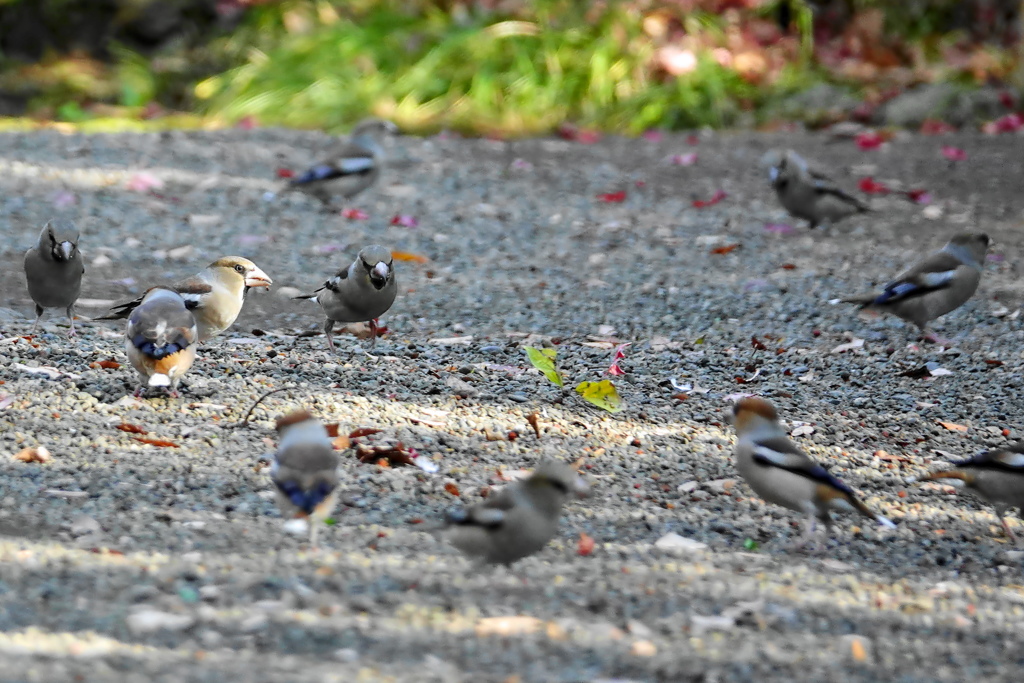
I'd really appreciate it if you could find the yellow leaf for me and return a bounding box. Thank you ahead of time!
[524,347,563,386]
[575,380,622,412]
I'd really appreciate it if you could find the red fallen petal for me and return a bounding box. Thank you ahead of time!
[642,129,663,142]
[669,152,698,166]
[236,115,258,130]
[920,119,955,135]
[577,532,596,556]
[858,177,890,194]
[941,146,967,161]
[855,131,885,149]
[342,208,369,219]
[607,363,626,376]
[275,168,294,179]
[612,342,630,362]
[904,189,931,204]
[999,91,1016,109]
[390,214,419,227]
[597,191,627,203]
[983,113,1024,134]
[686,134,699,145]
[692,190,727,208]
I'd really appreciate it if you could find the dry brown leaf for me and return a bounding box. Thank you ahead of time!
[13,446,51,463]
[850,637,868,662]
[710,243,741,255]
[89,359,121,370]
[349,427,384,438]
[391,250,429,264]
[133,437,179,448]
[751,336,767,350]
[938,421,968,433]
[475,616,543,637]
[444,482,461,497]
[116,423,148,435]
[527,412,542,439]
[324,423,341,437]
[332,435,351,450]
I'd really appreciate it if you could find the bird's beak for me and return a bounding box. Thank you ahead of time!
[59,241,74,261]
[373,262,390,281]
[768,166,779,182]
[245,266,273,289]
[573,476,591,499]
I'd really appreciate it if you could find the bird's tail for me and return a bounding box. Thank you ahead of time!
[829,295,876,308]
[847,495,897,529]
[148,373,171,388]
[291,294,319,302]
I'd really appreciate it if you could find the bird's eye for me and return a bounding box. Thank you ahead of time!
[362,260,373,271]
[234,264,246,274]
[548,480,569,494]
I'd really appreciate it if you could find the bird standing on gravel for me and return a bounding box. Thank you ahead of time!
[23,219,85,336]
[766,149,869,229]
[835,232,990,345]
[98,256,272,342]
[271,410,340,547]
[293,245,396,351]
[285,118,399,211]
[919,442,1024,543]
[729,397,895,549]
[125,287,198,397]
[442,460,590,566]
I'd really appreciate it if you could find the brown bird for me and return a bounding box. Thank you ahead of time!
[125,287,198,397]
[730,397,894,549]
[99,256,271,341]
[836,233,990,345]
[272,410,340,546]
[766,149,870,229]
[23,219,85,336]
[920,442,1024,543]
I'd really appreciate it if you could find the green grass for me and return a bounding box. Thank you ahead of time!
[195,0,804,135]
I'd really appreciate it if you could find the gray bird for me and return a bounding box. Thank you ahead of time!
[271,410,340,547]
[23,219,85,336]
[293,245,397,351]
[125,287,198,398]
[920,442,1024,543]
[286,118,399,210]
[730,397,894,549]
[767,149,869,229]
[837,232,990,345]
[442,460,590,566]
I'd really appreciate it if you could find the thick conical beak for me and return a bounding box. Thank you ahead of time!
[59,241,74,261]
[373,262,390,281]
[245,266,273,289]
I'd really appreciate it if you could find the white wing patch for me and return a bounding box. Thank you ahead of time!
[336,157,375,174]
[916,270,956,288]
[752,444,799,467]
[996,451,1024,468]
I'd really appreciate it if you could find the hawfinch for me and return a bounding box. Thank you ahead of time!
[24,219,85,336]
[272,410,340,546]
[125,287,198,397]
[767,149,869,229]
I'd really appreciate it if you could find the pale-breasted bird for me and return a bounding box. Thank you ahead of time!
[23,219,85,336]
[730,397,895,548]
[98,256,272,341]
[766,149,869,229]
[285,118,399,210]
[442,459,590,566]
[293,245,396,351]
[125,287,198,397]
[836,233,990,344]
[272,410,340,546]
[920,442,1024,543]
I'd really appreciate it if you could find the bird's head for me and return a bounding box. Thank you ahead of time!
[729,396,780,435]
[209,256,273,292]
[525,459,590,511]
[357,245,395,290]
[41,219,80,262]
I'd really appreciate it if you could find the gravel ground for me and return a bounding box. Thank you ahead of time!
[1,126,1024,682]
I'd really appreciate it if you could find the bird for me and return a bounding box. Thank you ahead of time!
[23,219,85,336]
[285,118,399,210]
[97,256,272,341]
[271,409,340,547]
[442,459,589,566]
[919,442,1024,543]
[835,233,990,345]
[293,245,396,351]
[729,396,895,549]
[125,287,198,397]
[766,149,869,229]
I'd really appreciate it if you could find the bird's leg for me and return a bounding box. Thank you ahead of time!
[995,504,1018,543]
[66,304,76,337]
[309,519,319,548]
[919,326,953,347]
[368,318,378,350]
[31,305,43,334]
[323,319,336,352]
[133,386,146,399]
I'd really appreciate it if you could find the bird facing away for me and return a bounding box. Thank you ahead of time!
[286,118,399,210]
[837,232,990,345]
[272,410,340,547]
[293,245,396,351]
[921,442,1024,543]
[767,149,869,229]
[23,219,85,336]
[98,256,272,341]
[443,459,590,566]
[125,287,198,397]
[730,397,895,549]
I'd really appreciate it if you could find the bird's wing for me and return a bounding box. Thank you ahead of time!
[750,436,855,496]
[874,252,966,305]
